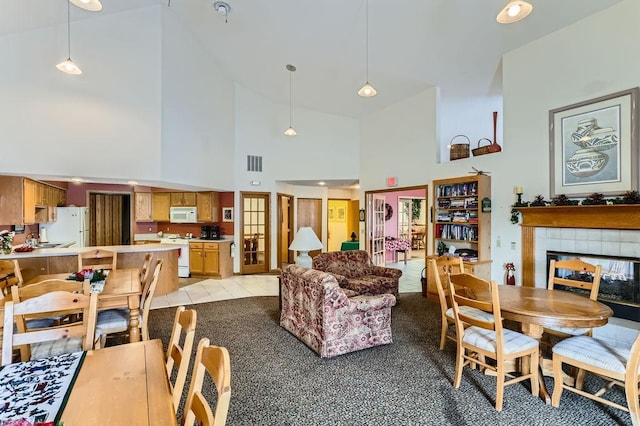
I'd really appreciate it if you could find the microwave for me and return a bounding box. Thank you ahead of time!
[170,206,198,223]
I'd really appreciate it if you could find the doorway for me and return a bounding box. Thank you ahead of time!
[296,198,322,259]
[327,199,350,252]
[88,192,131,246]
[277,193,294,269]
[240,192,270,274]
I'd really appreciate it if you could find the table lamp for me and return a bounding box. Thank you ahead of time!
[289,227,323,268]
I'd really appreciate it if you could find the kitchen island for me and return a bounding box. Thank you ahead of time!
[0,243,179,295]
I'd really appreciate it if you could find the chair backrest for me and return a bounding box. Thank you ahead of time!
[182,338,231,426]
[448,273,502,344]
[2,291,98,365]
[140,259,163,340]
[78,249,118,271]
[166,306,197,413]
[429,255,464,312]
[140,253,154,289]
[548,259,602,300]
[0,260,23,296]
[312,250,374,278]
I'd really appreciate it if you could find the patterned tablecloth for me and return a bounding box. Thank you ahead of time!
[0,351,86,426]
[384,238,411,251]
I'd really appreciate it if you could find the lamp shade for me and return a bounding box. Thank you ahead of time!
[289,227,323,251]
[69,0,103,12]
[496,0,533,24]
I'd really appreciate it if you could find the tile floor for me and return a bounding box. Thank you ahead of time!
[150,257,425,310]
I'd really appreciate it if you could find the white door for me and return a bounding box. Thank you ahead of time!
[367,193,386,266]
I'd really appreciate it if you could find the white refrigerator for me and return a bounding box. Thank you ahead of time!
[40,207,90,247]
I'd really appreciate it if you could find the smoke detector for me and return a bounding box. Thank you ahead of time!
[213,1,231,22]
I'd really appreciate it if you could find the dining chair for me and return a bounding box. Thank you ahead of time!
[94,259,163,347]
[140,253,154,289]
[78,248,118,271]
[545,259,602,337]
[166,306,197,413]
[429,255,494,350]
[182,338,231,426]
[552,333,640,425]
[448,272,539,411]
[2,290,98,365]
[0,259,23,296]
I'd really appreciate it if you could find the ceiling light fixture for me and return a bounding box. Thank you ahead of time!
[497,0,533,24]
[56,0,82,75]
[357,0,377,97]
[213,1,231,23]
[284,64,297,137]
[69,0,102,12]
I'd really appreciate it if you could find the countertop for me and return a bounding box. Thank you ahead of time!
[0,243,180,260]
[133,234,234,243]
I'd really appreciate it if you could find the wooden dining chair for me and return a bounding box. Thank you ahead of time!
[0,259,23,296]
[94,259,163,347]
[429,255,494,350]
[166,306,197,413]
[552,333,640,425]
[448,272,539,411]
[2,290,98,365]
[546,259,602,337]
[140,253,154,289]
[182,338,231,426]
[78,248,118,271]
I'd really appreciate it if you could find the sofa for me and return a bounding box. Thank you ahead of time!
[280,264,396,358]
[312,250,402,297]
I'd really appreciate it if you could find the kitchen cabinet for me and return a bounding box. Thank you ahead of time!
[152,193,171,222]
[197,192,220,223]
[0,176,66,225]
[189,241,232,277]
[23,179,37,224]
[170,192,197,207]
[135,193,153,222]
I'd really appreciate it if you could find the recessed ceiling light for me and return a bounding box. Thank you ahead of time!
[71,177,83,183]
[69,0,103,12]
[318,181,326,186]
[127,181,139,186]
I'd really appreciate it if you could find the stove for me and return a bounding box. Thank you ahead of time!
[160,237,190,278]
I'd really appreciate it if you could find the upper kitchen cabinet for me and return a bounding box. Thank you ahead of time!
[0,176,66,225]
[135,193,153,222]
[152,193,171,222]
[170,192,197,207]
[197,192,220,223]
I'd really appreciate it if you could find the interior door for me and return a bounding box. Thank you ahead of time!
[296,198,322,258]
[240,192,270,274]
[367,193,385,266]
[277,193,294,268]
[89,192,130,246]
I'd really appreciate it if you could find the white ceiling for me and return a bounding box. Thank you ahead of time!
[1,0,622,120]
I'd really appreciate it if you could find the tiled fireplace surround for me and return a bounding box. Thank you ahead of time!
[518,205,640,348]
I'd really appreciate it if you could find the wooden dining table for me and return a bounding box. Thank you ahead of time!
[495,285,613,403]
[24,268,143,342]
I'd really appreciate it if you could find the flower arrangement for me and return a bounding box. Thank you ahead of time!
[67,268,108,283]
[504,262,516,286]
[0,230,15,254]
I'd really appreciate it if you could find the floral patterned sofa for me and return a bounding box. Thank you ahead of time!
[280,264,396,358]
[312,250,402,297]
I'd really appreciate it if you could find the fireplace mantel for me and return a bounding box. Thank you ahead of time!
[514,205,640,286]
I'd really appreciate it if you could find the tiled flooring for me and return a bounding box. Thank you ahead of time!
[150,257,425,310]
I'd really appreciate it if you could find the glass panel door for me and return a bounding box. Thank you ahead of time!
[241,192,270,274]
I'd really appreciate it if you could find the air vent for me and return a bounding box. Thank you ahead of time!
[247,155,263,172]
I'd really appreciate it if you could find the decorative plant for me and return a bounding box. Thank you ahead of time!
[412,199,422,222]
[581,192,606,205]
[622,190,640,204]
[0,230,15,254]
[510,206,522,224]
[68,268,108,283]
[529,195,548,207]
[437,241,448,256]
[551,194,577,206]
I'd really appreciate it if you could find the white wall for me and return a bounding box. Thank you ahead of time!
[160,9,235,190]
[0,7,162,181]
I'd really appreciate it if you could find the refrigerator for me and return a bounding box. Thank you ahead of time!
[40,207,90,247]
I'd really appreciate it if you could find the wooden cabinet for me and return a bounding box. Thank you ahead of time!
[152,193,171,222]
[196,192,220,222]
[189,241,232,277]
[22,179,37,224]
[0,177,66,225]
[170,192,196,207]
[135,193,153,222]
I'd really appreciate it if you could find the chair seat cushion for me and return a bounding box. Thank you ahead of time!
[463,326,538,355]
[553,335,632,375]
[31,337,83,360]
[344,276,396,296]
[446,306,495,323]
[96,308,131,334]
[544,324,591,336]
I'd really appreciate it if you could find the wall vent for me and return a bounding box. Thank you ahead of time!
[247,155,263,172]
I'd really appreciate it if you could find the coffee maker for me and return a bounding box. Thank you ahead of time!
[201,225,221,240]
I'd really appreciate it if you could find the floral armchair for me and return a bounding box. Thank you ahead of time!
[280,264,396,358]
[312,250,402,297]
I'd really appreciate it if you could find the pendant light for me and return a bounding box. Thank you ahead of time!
[284,64,297,137]
[56,0,82,75]
[497,0,533,24]
[357,0,377,97]
[69,0,102,12]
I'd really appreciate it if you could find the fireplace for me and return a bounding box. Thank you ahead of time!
[546,251,640,322]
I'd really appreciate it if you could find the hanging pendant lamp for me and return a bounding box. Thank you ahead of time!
[69,0,102,12]
[496,0,533,24]
[56,0,82,75]
[284,64,297,137]
[357,0,377,97]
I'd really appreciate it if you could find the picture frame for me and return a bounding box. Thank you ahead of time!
[549,88,639,198]
[359,209,365,222]
[337,207,346,222]
[222,207,233,222]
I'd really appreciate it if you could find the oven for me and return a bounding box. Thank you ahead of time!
[160,237,190,278]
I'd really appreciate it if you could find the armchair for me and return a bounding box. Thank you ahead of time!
[280,264,396,358]
[312,250,401,297]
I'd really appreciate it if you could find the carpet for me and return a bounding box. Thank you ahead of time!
[148,293,632,425]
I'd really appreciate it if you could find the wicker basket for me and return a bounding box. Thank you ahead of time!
[449,135,470,160]
[472,137,502,156]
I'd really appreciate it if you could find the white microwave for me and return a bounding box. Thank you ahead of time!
[170,206,198,223]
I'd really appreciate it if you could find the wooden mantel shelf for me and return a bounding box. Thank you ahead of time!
[515,205,640,230]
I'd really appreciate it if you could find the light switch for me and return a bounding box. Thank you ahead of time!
[510,242,517,250]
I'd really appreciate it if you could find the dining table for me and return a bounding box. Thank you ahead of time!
[494,285,613,404]
[0,339,177,425]
[24,268,143,342]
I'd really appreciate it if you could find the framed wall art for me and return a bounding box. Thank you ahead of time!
[549,87,639,198]
[222,207,234,222]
